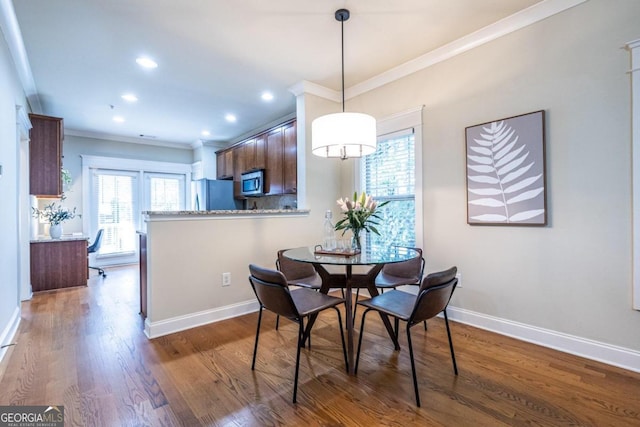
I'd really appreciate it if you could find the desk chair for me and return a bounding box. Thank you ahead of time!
[88,229,106,277]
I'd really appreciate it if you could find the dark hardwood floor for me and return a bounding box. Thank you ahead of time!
[0,265,639,426]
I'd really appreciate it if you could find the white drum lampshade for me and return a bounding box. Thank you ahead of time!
[312,112,376,159]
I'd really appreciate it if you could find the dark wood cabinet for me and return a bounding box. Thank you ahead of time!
[215,118,296,196]
[232,145,245,198]
[266,127,284,195]
[30,239,88,291]
[216,149,234,179]
[265,120,297,195]
[29,114,63,196]
[138,232,147,318]
[283,121,297,194]
[243,135,266,172]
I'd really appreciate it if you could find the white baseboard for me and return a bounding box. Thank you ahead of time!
[447,306,640,374]
[145,299,260,339]
[0,307,21,365]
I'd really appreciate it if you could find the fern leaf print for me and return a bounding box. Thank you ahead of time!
[466,111,546,225]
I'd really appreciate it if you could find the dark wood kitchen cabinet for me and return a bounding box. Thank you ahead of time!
[283,121,297,194]
[243,134,266,172]
[265,119,297,195]
[29,114,63,196]
[216,148,234,179]
[265,127,284,195]
[30,238,88,291]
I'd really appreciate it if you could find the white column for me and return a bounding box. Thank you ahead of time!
[627,39,640,310]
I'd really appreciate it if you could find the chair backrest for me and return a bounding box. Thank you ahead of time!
[381,247,424,281]
[410,266,458,326]
[249,264,299,320]
[88,229,104,254]
[276,249,319,281]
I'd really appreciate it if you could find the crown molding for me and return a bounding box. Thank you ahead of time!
[288,80,341,102]
[0,0,42,113]
[347,0,587,99]
[65,128,193,150]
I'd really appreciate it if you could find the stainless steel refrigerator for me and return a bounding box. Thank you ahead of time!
[191,179,243,210]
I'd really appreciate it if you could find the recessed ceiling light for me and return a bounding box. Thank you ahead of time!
[136,56,158,69]
[225,114,237,123]
[121,93,138,102]
[201,130,211,137]
[113,116,125,123]
[261,91,274,101]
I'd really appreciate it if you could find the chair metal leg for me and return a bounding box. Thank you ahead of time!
[355,308,371,374]
[333,307,349,373]
[251,306,263,370]
[443,310,458,375]
[406,325,421,407]
[352,288,360,327]
[423,320,427,330]
[275,315,280,330]
[293,320,303,403]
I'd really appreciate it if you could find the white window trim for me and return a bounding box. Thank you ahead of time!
[627,39,640,310]
[355,105,424,249]
[81,154,192,238]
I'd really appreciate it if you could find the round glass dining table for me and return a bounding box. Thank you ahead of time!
[283,245,420,374]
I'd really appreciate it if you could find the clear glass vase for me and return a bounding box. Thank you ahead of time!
[351,230,362,252]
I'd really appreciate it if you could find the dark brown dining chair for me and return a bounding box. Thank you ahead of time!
[275,248,323,330]
[374,247,425,329]
[352,247,425,328]
[249,264,348,403]
[355,266,458,407]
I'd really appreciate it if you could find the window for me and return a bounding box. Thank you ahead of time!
[145,173,185,212]
[363,130,416,254]
[92,170,138,257]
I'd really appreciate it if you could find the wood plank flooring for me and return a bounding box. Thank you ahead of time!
[1,265,639,426]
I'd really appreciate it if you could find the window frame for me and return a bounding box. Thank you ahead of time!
[81,155,192,266]
[355,106,424,251]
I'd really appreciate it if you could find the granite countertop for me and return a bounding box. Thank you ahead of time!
[31,234,89,243]
[143,209,310,216]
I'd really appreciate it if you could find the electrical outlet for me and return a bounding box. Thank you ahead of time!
[222,272,231,287]
[455,272,462,288]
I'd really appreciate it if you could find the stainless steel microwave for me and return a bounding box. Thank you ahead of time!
[240,170,265,196]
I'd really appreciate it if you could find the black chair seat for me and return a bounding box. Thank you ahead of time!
[357,289,415,321]
[290,288,345,317]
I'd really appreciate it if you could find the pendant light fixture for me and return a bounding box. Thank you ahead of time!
[312,9,377,160]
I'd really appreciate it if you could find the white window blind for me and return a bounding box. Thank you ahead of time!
[146,173,185,211]
[363,129,416,253]
[92,170,138,256]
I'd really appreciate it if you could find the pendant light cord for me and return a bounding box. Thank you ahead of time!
[341,16,345,113]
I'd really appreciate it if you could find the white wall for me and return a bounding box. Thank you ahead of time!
[347,0,640,352]
[0,22,27,361]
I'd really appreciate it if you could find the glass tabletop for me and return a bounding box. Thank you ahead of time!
[283,245,419,266]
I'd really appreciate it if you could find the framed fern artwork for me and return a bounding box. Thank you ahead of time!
[465,110,547,226]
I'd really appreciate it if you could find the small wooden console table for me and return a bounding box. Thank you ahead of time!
[30,236,89,292]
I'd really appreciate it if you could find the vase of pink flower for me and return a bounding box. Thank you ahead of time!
[335,191,388,251]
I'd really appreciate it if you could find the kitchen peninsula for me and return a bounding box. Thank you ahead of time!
[141,208,312,338]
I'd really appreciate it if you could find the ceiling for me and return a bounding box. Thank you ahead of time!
[10,0,543,148]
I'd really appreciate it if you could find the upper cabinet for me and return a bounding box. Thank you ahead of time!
[215,118,297,196]
[29,114,63,196]
[265,120,297,195]
[216,148,234,180]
